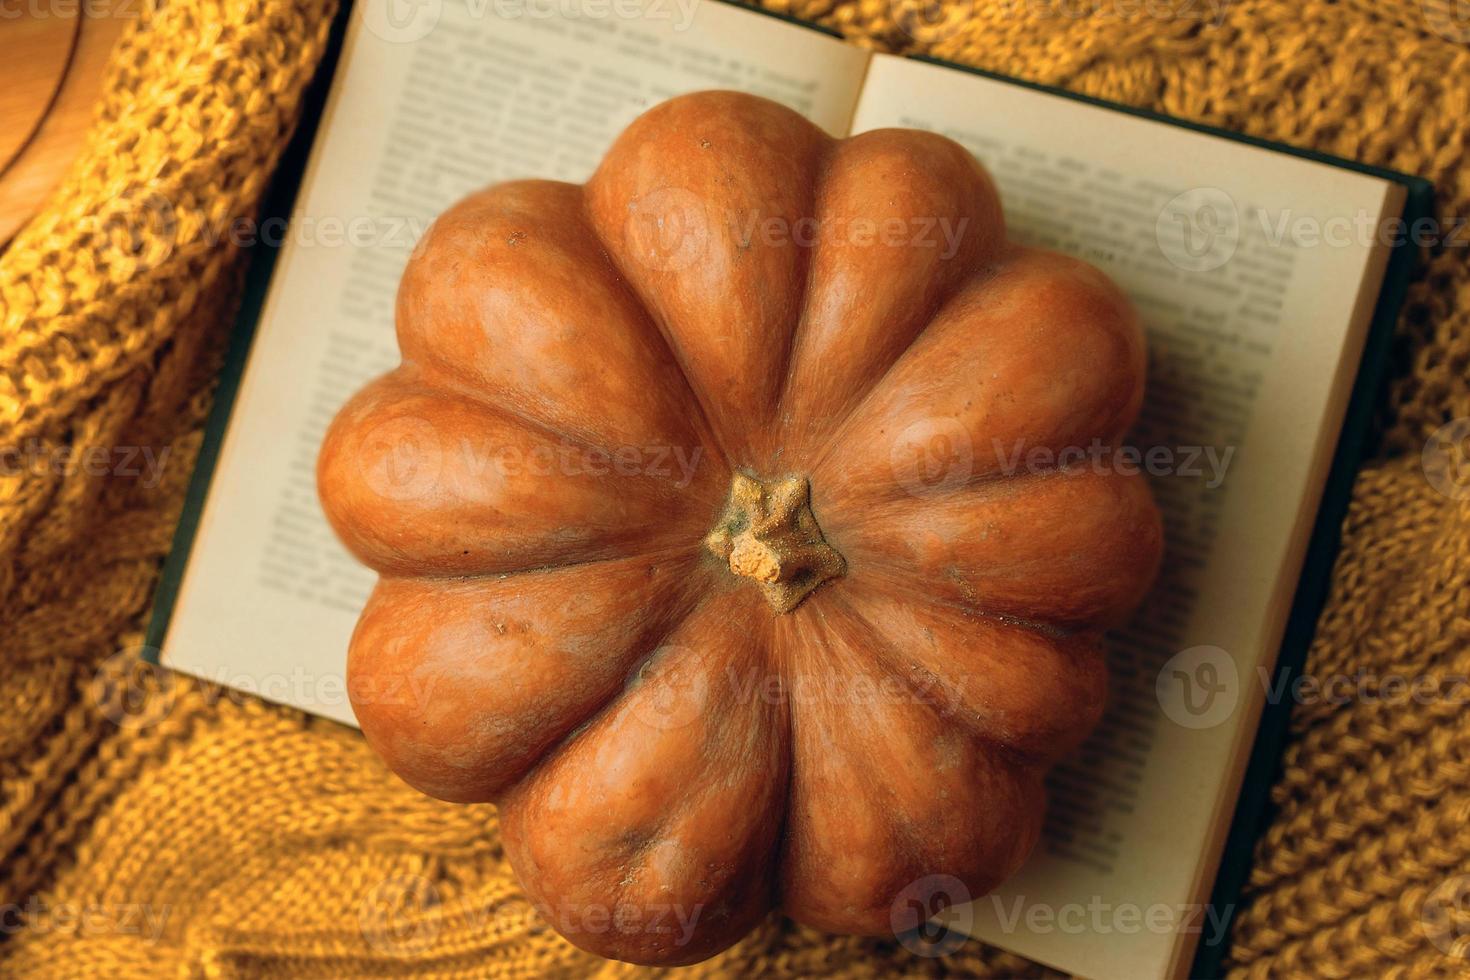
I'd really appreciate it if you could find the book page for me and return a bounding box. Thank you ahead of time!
[159,0,870,725]
[851,55,1402,980]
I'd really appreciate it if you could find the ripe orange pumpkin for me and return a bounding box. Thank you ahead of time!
[318,91,1162,965]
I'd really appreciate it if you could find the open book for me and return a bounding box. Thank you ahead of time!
[145,2,1429,977]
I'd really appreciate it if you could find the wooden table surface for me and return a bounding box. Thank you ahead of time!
[0,6,127,247]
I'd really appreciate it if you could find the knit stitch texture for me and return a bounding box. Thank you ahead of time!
[1,0,1468,976]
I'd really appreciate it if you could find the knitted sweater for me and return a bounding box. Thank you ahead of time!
[1,0,1468,975]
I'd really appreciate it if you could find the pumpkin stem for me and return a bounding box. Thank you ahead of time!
[704,472,846,614]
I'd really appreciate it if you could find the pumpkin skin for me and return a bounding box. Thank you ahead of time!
[318,91,1163,966]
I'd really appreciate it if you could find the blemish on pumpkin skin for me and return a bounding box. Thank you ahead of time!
[945,567,981,608]
[934,732,964,771]
[617,828,658,856]
[506,230,527,246]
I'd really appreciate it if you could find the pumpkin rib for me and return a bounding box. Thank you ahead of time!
[794,258,1014,482]
[397,178,721,462]
[819,582,1108,766]
[583,91,832,468]
[773,596,1045,934]
[403,357,728,512]
[318,368,719,578]
[833,561,1083,640]
[383,541,713,586]
[809,465,1085,638]
[348,551,714,804]
[814,441,1073,514]
[491,586,726,807]
[499,586,787,964]
[805,243,1146,489]
[493,588,722,802]
[488,563,774,790]
[826,465,1164,631]
[737,138,829,468]
[569,183,742,471]
[402,352,726,499]
[762,139,835,458]
[772,128,1008,464]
